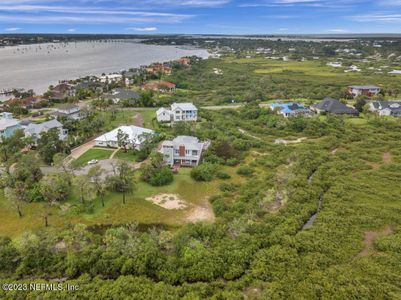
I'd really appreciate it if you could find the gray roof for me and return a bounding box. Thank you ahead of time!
[171,136,204,151]
[171,102,198,111]
[0,118,20,131]
[25,119,63,136]
[107,88,140,100]
[314,97,359,115]
[371,101,401,112]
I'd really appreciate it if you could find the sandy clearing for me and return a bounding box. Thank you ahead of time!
[186,203,215,223]
[146,193,188,210]
[359,225,393,257]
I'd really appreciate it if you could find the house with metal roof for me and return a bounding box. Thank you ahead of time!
[312,97,359,116]
[269,102,312,117]
[94,125,154,149]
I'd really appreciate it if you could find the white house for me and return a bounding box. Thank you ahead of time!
[24,119,68,144]
[99,74,123,83]
[95,125,154,149]
[156,102,198,123]
[160,136,208,167]
[156,107,173,122]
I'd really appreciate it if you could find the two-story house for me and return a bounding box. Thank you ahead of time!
[348,85,380,97]
[24,119,68,145]
[160,136,207,167]
[171,103,198,122]
[156,103,198,123]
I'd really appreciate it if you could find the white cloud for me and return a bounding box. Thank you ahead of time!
[5,27,21,31]
[349,13,401,23]
[67,28,76,32]
[327,28,348,32]
[126,27,158,31]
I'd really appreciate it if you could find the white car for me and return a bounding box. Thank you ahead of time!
[87,159,98,165]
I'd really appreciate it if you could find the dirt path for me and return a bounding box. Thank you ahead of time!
[109,148,120,159]
[133,113,144,127]
[383,152,393,164]
[274,137,307,145]
[366,152,393,170]
[238,128,262,141]
[359,225,393,257]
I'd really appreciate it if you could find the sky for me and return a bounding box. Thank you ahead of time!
[1,0,401,34]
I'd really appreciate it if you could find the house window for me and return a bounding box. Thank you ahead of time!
[174,149,179,155]
[185,150,191,155]
[192,150,198,156]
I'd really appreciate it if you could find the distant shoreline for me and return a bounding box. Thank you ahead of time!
[0,40,209,95]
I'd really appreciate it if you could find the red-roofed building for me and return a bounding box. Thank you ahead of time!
[177,57,191,66]
[143,81,176,93]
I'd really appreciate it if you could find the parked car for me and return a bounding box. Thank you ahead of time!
[87,159,98,165]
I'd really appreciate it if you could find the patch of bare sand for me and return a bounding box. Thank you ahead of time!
[146,193,187,210]
[186,198,215,223]
[383,152,393,164]
[359,225,393,257]
[274,137,307,145]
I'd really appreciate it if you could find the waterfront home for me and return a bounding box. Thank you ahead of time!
[156,102,198,123]
[99,74,123,83]
[24,119,68,144]
[177,57,191,66]
[160,136,208,167]
[143,81,176,93]
[48,83,75,101]
[369,101,401,117]
[0,112,21,139]
[146,63,172,76]
[52,103,83,120]
[95,125,154,149]
[312,97,359,116]
[348,85,380,97]
[106,88,140,104]
[269,102,312,117]
[2,96,48,110]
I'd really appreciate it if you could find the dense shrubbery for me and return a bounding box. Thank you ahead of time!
[141,153,174,186]
[190,163,218,182]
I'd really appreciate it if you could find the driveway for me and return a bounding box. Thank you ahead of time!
[69,140,96,160]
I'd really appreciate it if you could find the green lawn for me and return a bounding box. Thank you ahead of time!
[114,149,139,162]
[72,148,113,167]
[0,167,242,237]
